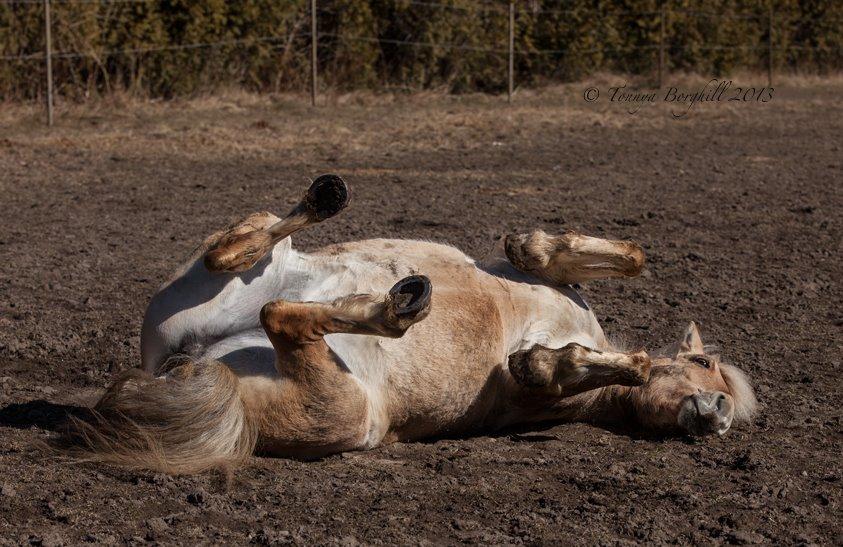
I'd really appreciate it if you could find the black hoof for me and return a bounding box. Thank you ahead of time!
[389,275,432,319]
[305,174,350,221]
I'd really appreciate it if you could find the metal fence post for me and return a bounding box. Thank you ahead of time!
[767,4,773,87]
[310,0,317,107]
[44,0,54,127]
[658,5,665,88]
[508,1,514,102]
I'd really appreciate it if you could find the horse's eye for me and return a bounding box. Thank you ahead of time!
[690,356,710,369]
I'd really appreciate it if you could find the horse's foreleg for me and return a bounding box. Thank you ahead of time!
[507,343,650,398]
[503,229,645,285]
[204,174,349,273]
[248,275,431,458]
[261,275,432,344]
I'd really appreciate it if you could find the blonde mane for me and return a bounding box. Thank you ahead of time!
[719,362,758,423]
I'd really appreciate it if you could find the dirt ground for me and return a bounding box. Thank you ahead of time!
[0,76,840,545]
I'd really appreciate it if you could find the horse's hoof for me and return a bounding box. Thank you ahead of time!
[384,275,432,333]
[389,275,432,317]
[304,174,349,221]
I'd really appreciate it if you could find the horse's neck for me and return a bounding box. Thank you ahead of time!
[550,385,635,425]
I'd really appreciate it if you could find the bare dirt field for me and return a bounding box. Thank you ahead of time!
[0,76,841,545]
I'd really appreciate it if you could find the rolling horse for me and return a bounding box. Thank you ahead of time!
[64,175,757,473]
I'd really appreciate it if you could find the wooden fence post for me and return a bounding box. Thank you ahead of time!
[658,5,665,88]
[767,4,773,87]
[508,1,514,102]
[310,0,317,107]
[44,0,54,127]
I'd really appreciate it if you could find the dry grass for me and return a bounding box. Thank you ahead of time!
[1,74,841,166]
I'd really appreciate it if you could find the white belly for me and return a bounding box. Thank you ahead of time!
[200,329,390,389]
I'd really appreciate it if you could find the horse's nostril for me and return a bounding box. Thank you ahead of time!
[680,392,733,436]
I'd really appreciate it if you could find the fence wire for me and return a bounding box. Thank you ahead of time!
[1,0,840,123]
[324,32,507,54]
[2,0,835,19]
[2,31,837,63]
[2,43,838,63]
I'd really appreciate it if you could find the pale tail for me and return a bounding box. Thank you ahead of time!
[59,359,256,475]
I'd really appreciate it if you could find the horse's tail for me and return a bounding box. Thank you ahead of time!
[58,359,257,475]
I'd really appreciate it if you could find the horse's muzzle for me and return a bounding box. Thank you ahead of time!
[678,391,733,436]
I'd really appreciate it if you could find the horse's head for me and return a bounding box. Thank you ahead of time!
[630,322,757,436]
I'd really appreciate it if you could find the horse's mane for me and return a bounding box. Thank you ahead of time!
[718,361,758,422]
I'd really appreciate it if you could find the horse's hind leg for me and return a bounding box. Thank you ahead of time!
[250,275,432,458]
[141,176,349,373]
[508,343,651,398]
[503,229,645,285]
[204,174,349,273]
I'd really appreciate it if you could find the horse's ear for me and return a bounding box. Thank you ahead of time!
[678,321,704,355]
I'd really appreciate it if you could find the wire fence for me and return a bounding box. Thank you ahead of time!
[1,0,841,126]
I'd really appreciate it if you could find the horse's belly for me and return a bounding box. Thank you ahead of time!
[199,329,278,378]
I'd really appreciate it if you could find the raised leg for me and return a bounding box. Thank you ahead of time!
[204,174,349,273]
[504,229,645,285]
[142,176,349,373]
[508,342,651,398]
[261,275,432,345]
[250,276,432,458]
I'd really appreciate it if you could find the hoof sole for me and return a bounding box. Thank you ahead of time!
[305,174,350,221]
[388,275,432,319]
